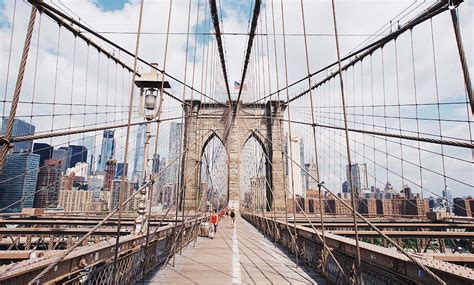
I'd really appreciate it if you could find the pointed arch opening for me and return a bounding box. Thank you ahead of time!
[199,131,228,210]
[240,131,272,212]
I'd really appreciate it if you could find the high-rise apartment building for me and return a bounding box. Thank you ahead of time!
[359,198,377,216]
[66,162,89,179]
[325,197,355,215]
[104,160,117,191]
[453,198,474,217]
[34,159,62,208]
[0,153,40,212]
[404,198,429,217]
[58,189,93,212]
[1,118,35,153]
[97,130,115,171]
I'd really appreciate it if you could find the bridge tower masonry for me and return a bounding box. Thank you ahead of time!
[181,100,286,212]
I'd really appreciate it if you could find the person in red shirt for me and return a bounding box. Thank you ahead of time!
[209,209,218,239]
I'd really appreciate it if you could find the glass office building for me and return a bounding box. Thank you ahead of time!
[97,130,115,172]
[1,118,35,153]
[0,153,40,213]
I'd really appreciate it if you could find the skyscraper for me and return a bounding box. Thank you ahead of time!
[443,186,453,214]
[67,145,88,169]
[346,163,368,196]
[1,118,35,152]
[104,160,117,191]
[306,159,319,190]
[116,162,128,178]
[286,134,304,197]
[133,124,146,180]
[299,139,305,175]
[0,152,40,213]
[34,159,62,208]
[82,136,95,174]
[97,130,115,172]
[52,148,68,173]
[33,143,53,166]
[153,154,161,174]
[167,122,182,184]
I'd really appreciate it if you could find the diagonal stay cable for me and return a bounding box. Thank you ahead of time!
[251,0,455,105]
[254,128,447,285]
[26,148,187,285]
[28,0,224,106]
[209,0,232,103]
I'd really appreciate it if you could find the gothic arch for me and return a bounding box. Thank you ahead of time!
[181,100,286,211]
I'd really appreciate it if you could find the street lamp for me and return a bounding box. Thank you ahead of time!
[133,63,171,234]
[135,63,171,121]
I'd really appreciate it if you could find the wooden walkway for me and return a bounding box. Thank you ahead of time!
[143,216,327,284]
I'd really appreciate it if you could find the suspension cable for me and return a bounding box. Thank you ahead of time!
[0,5,37,174]
[234,0,262,111]
[208,0,232,102]
[252,0,455,105]
[111,0,145,281]
[330,0,362,282]
[299,0,328,259]
[29,0,222,106]
[257,128,447,285]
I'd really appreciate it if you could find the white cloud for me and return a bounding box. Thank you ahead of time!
[0,0,471,200]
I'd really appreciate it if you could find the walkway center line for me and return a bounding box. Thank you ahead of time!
[232,223,242,284]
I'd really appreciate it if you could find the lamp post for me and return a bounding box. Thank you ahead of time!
[133,63,171,234]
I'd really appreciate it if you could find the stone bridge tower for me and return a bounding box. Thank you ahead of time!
[181,100,286,211]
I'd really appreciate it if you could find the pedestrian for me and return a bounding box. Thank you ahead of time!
[225,210,229,220]
[209,209,218,239]
[230,208,236,226]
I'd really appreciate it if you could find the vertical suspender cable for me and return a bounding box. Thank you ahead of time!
[409,30,424,200]
[269,0,290,241]
[144,0,177,277]
[299,0,327,259]
[329,0,363,282]
[111,0,145,282]
[429,19,449,215]
[185,0,201,246]
[279,0,299,268]
[177,0,192,245]
[263,2,278,244]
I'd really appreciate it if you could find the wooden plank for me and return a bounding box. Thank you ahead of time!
[143,216,327,284]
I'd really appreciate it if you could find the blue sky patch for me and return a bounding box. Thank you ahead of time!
[0,0,10,29]
[93,0,128,12]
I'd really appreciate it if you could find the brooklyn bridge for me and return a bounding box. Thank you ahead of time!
[0,0,472,284]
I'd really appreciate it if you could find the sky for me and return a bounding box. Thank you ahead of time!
[0,0,472,200]
[94,0,128,11]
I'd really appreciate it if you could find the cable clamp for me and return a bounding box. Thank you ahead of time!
[0,137,13,150]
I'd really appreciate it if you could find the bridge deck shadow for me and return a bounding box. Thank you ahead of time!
[141,216,328,284]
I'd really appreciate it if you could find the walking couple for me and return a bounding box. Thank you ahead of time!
[209,208,236,238]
